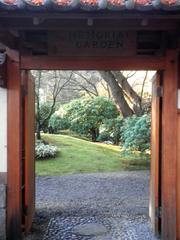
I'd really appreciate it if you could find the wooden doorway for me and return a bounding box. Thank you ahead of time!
[6,51,178,240]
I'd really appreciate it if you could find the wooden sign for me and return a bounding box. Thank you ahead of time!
[48,30,136,57]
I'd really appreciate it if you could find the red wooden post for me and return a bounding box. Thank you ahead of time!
[161,50,178,240]
[150,71,162,236]
[22,70,35,233]
[7,57,22,239]
[176,55,180,240]
[177,107,180,240]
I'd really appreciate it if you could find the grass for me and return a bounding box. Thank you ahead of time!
[36,134,150,176]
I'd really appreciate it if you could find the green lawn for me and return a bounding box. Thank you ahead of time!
[36,134,150,176]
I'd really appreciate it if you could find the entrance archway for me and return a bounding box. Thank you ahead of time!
[0,5,179,239]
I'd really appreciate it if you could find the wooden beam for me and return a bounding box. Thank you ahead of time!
[6,48,20,63]
[20,56,166,70]
[161,49,178,240]
[0,18,178,31]
[7,57,22,240]
[0,31,19,50]
[1,12,180,20]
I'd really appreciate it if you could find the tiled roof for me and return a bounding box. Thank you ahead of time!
[0,0,180,11]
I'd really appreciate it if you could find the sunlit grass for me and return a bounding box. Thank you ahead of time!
[36,134,150,176]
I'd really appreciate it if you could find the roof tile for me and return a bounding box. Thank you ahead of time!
[0,0,180,11]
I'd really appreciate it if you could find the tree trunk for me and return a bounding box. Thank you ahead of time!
[91,128,97,142]
[112,71,143,115]
[36,123,41,140]
[99,71,134,117]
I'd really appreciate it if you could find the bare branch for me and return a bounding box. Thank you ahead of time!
[73,71,99,96]
[126,71,137,79]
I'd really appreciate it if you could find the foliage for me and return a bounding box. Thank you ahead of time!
[65,97,119,141]
[36,102,56,133]
[36,134,150,176]
[48,113,70,134]
[121,114,151,151]
[97,132,112,142]
[98,117,124,144]
[35,140,58,159]
[34,70,73,139]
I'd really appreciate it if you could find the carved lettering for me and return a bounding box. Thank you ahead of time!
[68,30,125,49]
[48,30,136,56]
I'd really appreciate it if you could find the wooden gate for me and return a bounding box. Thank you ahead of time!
[22,70,35,233]
[6,50,179,239]
[150,71,163,236]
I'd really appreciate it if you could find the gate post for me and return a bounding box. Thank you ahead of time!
[177,54,180,240]
[7,55,22,240]
[161,49,178,240]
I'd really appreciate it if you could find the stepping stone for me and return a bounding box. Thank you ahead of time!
[72,223,108,236]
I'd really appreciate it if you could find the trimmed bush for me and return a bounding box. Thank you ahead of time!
[97,132,112,142]
[98,117,124,144]
[121,114,151,152]
[48,113,70,134]
[65,96,119,141]
[35,140,58,159]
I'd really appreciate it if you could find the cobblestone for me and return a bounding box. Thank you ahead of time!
[43,215,157,240]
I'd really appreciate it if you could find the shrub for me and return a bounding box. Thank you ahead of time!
[65,97,119,141]
[48,114,70,134]
[35,140,58,159]
[97,132,112,142]
[98,117,124,144]
[121,114,151,152]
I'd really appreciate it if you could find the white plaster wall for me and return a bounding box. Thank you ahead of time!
[0,88,7,172]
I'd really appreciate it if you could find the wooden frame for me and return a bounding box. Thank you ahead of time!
[6,47,180,239]
[21,56,166,70]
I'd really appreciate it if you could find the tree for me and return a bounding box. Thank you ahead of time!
[33,70,72,139]
[66,97,119,141]
[99,71,150,117]
[63,71,112,99]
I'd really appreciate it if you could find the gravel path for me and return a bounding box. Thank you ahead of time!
[25,171,159,240]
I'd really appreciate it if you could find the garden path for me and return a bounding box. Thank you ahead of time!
[25,171,158,240]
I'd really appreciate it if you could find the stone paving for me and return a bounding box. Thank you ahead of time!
[43,215,157,240]
[25,171,159,240]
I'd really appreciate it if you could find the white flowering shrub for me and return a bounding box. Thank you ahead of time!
[35,140,58,159]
